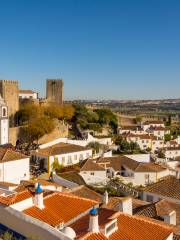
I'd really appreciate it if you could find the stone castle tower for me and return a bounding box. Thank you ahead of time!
[0,80,19,124]
[46,79,64,105]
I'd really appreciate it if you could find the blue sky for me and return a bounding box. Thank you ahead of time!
[0,0,180,100]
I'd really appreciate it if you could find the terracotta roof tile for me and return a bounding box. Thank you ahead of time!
[0,189,33,205]
[19,90,37,94]
[81,159,105,171]
[144,176,180,201]
[36,143,91,156]
[0,148,28,162]
[71,185,103,203]
[23,192,98,227]
[72,209,172,240]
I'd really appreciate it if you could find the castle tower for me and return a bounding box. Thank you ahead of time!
[0,80,19,124]
[0,95,9,145]
[46,79,64,105]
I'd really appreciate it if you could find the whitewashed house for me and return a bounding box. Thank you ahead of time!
[0,148,29,184]
[118,126,145,135]
[32,142,92,173]
[163,146,180,160]
[141,120,165,131]
[19,90,38,99]
[79,159,107,185]
[80,155,171,186]
[142,174,180,204]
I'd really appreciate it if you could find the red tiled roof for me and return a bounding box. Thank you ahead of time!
[36,143,91,156]
[70,185,103,203]
[23,192,98,227]
[73,209,172,240]
[0,148,28,163]
[19,90,37,94]
[144,176,180,201]
[0,190,33,205]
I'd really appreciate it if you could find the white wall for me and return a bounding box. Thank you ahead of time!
[0,118,8,145]
[80,171,107,185]
[125,154,150,163]
[165,149,180,160]
[0,158,30,184]
[39,134,112,149]
[19,92,38,99]
[142,191,180,204]
[0,206,71,240]
[48,149,92,170]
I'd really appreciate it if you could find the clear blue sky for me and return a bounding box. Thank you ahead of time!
[0,0,180,100]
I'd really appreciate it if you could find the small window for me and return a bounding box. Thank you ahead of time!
[90,172,94,175]
[67,156,72,164]
[62,157,65,165]
[2,108,6,117]
[74,155,77,160]
[79,154,83,160]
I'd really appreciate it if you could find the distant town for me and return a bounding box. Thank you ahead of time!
[0,78,179,240]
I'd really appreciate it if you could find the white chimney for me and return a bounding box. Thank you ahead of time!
[89,208,99,233]
[103,191,108,205]
[163,211,176,225]
[34,182,44,209]
[119,197,132,215]
[176,170,180,180]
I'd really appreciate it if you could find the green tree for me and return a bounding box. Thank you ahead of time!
[24,116,55,143]
[164,134,171,142]
[16,104,40,125]
[158,150,165,158]
[52,157,63,172]
[87,141,101,154]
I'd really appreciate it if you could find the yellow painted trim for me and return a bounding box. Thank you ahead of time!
[48,156,50,176]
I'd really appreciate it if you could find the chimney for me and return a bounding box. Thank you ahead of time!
[89,208,99,233]
[163,211,176,225]
[103,191,108,205]
[176,170,180,180]
[34,182,44,209]
[119,197,132,215]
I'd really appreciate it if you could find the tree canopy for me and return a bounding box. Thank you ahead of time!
[73,105,118,133]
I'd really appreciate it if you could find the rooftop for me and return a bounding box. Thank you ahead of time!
[0,148,28,163]
[36,142,91,156]
[70,185,103,203]
[71,208,173,240]
[19,90,37,94]
[134,199,180,228]
[144,176,180,201]
[85,156,168,173]
[23,192,98,227]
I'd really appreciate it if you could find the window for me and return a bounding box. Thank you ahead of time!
[90,172,94,175]
[146,194,153,202]
[2,108,6,117]
[142,140,144,143]
[67,156,72,164]
[86,152,89,158]
[62,157,65,165]
[74,155,77,161]
[105,222,117,236]
[79,154,83,160]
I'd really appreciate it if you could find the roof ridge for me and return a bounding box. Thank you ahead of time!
[47,191,99,204]
[1,148,8,162]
